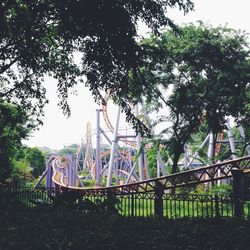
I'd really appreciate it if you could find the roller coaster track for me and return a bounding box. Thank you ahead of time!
[102,94,137,147]
[52,155,250,195]
[215,132,224,156]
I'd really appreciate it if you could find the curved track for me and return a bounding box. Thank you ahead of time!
[52,155,250,195]
[102,94,138,147]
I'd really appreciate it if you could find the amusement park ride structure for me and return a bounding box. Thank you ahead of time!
[35,99,250,195]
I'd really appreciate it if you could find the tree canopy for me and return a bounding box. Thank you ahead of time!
[0,99,45,184]
[0,99,32,183]
[140,23,250,172]
[0,0,193,126]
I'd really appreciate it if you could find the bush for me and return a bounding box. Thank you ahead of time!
[209,184,233,196]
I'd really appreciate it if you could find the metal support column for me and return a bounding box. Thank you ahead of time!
[95,109,101,186]
[207,132,214,164]
[157,150,166,177]
[206,132,214,188]
[143,149,150,179]
[226,119,237,159]
[72,154,77,186]
[238,126,250,155]
[107,106,121,187]
[184,144,189,168]
[135,104,144,181]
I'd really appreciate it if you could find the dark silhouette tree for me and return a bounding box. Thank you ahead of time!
[0,0,194,127]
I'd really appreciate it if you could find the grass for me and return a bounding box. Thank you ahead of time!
[1,207,250,249]
[116,196,235,218]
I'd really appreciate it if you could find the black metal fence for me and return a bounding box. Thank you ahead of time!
[115,193,235,218]
[0,187,53,208]
[1,187,250,219]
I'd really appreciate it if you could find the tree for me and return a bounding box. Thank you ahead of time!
[22,147,45,178]
[0,1,82,123]
[146,145,171,178]
[238,89,250,154]
[8,147,45,185]
[0,0,193,126]
[140,23,250,173]
[58,144,78,156]
[11,158,32,186]
[0,99,32,183]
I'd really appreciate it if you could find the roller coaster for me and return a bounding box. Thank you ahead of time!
[36,98,250,197]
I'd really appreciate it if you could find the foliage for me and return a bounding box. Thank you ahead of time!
[0,99,32,183]
[181,183,233,196]
[146,145,171,178]
[10,158,32,186]
[6,147,45,185]
[22,147,46,178]
[0,98,45,184]
[58,144,78,156]
[1,207,250,249]
[239,86,250,151]
[0,0,82,122]
[141,23,250,172]
[209,184,233,196]
[79,198,120,215]
[186,122,210,164]
[0,0,194,130]
[146,147,158,177]
[81,179,96,187]
[47,189,120,214]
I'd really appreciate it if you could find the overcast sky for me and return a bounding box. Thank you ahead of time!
[23,0,250,150]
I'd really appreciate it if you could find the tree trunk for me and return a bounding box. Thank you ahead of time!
[170,144,183,194]
[171,145,183,174]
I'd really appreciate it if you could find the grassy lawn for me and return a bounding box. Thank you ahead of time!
[1,207,250,249]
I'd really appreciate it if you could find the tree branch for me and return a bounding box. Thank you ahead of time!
[0,56,20,74]
[0,74,32,97]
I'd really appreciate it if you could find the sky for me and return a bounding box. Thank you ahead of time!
[23,0,250,150]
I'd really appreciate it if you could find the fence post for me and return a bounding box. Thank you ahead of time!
[154,183,164,217]
[107,190,117,213]
[131,193,135,216]
[214,194,220,217]
[232,168,244,219]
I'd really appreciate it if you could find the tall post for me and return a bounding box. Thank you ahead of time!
[157,150,166,177]
[72,154,78,186]
[135,104,144,181]
[232,168,244,219]
[45,155,53,189]
[83,122,93,176]
[226,119,237,159]
[143,149,150,179]
[95,109,101,186]
[114,151,119,185]
[238,126,250,155]
[184,144,189,168]
[157,158,160,178]
[206,132,214,188]
[107,106,121,187]
[154,182,164,217]
[131,193,135,216]
[207,132,214,164]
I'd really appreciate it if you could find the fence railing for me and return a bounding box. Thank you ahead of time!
[1,187,250,219]
[113,193,235,218]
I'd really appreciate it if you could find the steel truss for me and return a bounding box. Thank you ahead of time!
[53,155,250,195]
